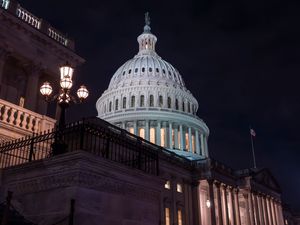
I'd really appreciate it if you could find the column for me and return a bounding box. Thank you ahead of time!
[188,127,192,152]
[169,122,173,149]
[254,193,261,225]
[243,193,251,225]
[248,193,255,225]
[179,124,184,150]
[262,197,269,225]
[201,134,206,156]
[133,120,138,135]
[174,126,179,149]
[215,183,223,225]
[195,130,200,155]
[121,122,125,129]
[270,199,277,225]
[277,204,285,225]
[266,197,273,225]
[230,188,237,225]
[145,120,149,141]
[156,121,161,146]
[25,64,41,111]
[257,195,264,225]
[208,180,217,225]
[204,135,209,157]
[223,185,230,225]
[164,122,167,147]
[234,189,241,225]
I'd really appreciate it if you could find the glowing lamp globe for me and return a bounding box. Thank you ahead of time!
[40,82,53,97]
[60,77,73,90]
[206,199,211,208]
[77,85,89,100]
[60,63,74,81]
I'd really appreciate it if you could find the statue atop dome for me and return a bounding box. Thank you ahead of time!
[143,12,151,33]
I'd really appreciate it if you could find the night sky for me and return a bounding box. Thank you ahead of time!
[19,0,300,210]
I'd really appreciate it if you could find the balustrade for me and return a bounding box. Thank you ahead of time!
[0,0,9,9]
[48,27,69,46]
[0,99,55,134]
[16,5,41,29]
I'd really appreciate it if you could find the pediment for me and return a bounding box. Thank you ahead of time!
[252,168,281,192]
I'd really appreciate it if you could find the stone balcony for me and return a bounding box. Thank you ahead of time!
[0,98,56,142]
[0,0,74,49]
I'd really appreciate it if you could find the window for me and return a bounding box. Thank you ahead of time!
[150,127,155,144]
[164,180,171,189]
[177,209,183,225]
[149,67,152,72]
[177,183,183,193]
[167,97,171,108]
[123,97,127,109]
[140,95,145,107]
[150,95,154,107]
[175,99,179,110]
[185,133,189,150]
[135,68,138,73]
[142,67,145,73]
[139,128,145,139]
[131,96,135,107]
[178,131,181,149]
[159,95,163,107]
[165,208,171,225]
[128,69,131,74]
[182,102,185,112]
[188,102,191,113]
[156,68,159,73]
[109,102,112,112]
[115,99,119,110]
[192,135,195,153]
[129,127,134,134]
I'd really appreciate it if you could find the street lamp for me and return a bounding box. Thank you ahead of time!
[40,63,89,129]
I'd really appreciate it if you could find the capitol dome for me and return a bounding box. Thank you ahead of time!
[96,14,209,160]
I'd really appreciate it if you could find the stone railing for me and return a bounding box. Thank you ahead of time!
[0,0,74,49]
[16,5,41,29]
[0,98,56,135]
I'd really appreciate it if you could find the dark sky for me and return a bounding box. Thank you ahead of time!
[19,0,300,210]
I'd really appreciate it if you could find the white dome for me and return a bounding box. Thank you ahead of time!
[96,15,209,160]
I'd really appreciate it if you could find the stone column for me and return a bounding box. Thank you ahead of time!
[270,199,277,225]
[208,180,217,225]
[156,121,161,146]
[195,130,200,155]
[204,135,209,157]
[133,120,138,135]
[262,196,269,225]
[145,120,149,141]
[179,124,184,150]
[222,185,230,225]
[188,127,192,152]
[230,188,237,225]
[234,189,241,225]
[174,126,179,149]
[169,122,173,149]
[248,193,255,225]
[25,64,41,111]
[215,183,223,225]
[266,197,273,225]
[257,195,264,225]
[253,193,261,225]
[243,193,251,225]
[121,122,126,129]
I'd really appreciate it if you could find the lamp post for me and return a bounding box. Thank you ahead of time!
[40,63,89,154]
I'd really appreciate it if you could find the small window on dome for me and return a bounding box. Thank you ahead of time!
[123,97,127,109]
[115,99,119,110]
[182,102,185,112]
[159,95,163,107]
[150,95,154,107]
[162,69,166,74]
[149,67,152,72]
[168,71,172,77]
[135,68,138,73]
[128,69,131,74]
[168,97,171,108]
[188,102,191,113]
[109,102,112,112]
[131,96,135,107]
[140,95,145,107]
[175,99,179,110]
[123,71,126,76]
[156,68,159,73]
[142,67,145,73]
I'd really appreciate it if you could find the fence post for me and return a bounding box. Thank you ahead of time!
[1,191,12,225]
[68,199,75,225]
[28,135,34,162]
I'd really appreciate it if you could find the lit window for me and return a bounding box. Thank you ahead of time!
[150,95,154,107]
[140,95,145,107]
[164,180,171,189]
[178,209,183,225]
[165,208,171,225]
[167,97,171,108]
[161,128,165,147]
[150,128,155,144]
[123,97,126,109]
[131,96,135,107]
[115,99,119,110]
[129,127,134,134]
[185,133,189,150]
[178,131,181,149]
[177,183,183,193]
[139,128,145,139]
[159,95,163,107]
[192,135,195,153]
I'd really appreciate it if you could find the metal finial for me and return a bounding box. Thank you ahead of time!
[144,12,151,33]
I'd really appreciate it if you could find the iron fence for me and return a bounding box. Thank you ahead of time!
[0,118,160,175]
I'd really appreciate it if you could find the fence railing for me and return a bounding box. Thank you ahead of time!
[0,118,160,175]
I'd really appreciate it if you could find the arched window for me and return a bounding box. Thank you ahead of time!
[159,95,163,107]
[115,99,119,110]
[150,95,154,107]
[188,102,191,113]
[175,99,179,110]
[131,96,135,107]
[123,97,126,109]
[140,95,145,107]
[109,102,112,112]
[182,101,185,112]
[167,97,171,108]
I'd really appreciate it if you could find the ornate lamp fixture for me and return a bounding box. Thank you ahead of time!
[40,63,89,128]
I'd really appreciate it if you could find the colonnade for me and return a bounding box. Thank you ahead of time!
[200,180,285,225]
[119,120,209,157]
